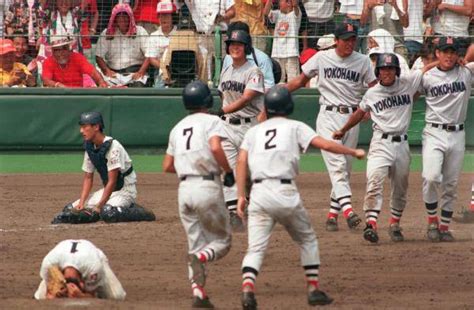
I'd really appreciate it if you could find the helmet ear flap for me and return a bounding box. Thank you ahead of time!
[226,42,230,55]
[245,45,252,55]
[374,68,379,79]
[396,67,401,77]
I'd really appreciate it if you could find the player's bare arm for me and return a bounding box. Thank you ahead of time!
[66,282,95,298]
[311,136,366,159]
[286,73,311,92]
[464,44,474,63]
[222,89,262,114]
[333,109,366,140]
[162,154,176,173]
[95,168,119,212]
[209,136,232,173]
[235,149,249,219]
[76,172,94,210]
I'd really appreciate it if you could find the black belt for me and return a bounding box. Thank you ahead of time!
[254,179,292,184]
[221,116,252,125]
[381,133,408,142]
[430,123,464,132]
[180,174,215,181]
[325,106,358,114]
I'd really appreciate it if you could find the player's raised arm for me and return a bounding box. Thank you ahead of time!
[286,73,311,92]
[310,136,365,159]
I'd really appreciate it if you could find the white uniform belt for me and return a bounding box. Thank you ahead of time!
[221,116,253,125]
[324,105,358,114]
[429,123,464,132]
[380,133,408,142]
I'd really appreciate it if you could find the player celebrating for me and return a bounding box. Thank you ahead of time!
[34,239,126,300]
[214,29,265,230]
[333,53,436,243]
[51,112,155,224]
[236,86,365,309]
[286,22,377,232]
[420,37,473,242]
[163,81,234,309]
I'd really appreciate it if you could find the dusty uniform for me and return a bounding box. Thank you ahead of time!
[34,239,126,300]
[166,113,231,264]
[420,63,473,228]
[218,61,265,210]
[71,136,137,209]
[302,49,376,217]
[359,70,424,225]
[240,117,321,283]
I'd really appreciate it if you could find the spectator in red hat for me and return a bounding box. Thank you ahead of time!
[42,36,107,88]
[146,0,177,88]
[0,38,35,87]
[133,0,161,34]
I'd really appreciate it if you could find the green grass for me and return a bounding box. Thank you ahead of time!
[1,153,473,174]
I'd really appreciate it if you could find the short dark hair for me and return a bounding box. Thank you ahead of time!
[227,21,250,37]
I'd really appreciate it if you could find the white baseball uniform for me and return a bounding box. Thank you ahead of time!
[420,63,473,227]
[34,239,126,300]
[359,70,424,225]
[240,117,321,274]
[218,61,265,211]
[71,136,137,210]
[166,112,231,263]
[302,49,376,217]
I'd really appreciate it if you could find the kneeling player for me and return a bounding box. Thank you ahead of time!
[333,53,435,243]
[52,112,155,224]
[34,239,126,300]
[236,86,365,309]
[163,81,234,308]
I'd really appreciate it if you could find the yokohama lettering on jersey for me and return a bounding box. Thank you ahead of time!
[360,70,423,134]
[302,49,375,106]
[421,65,473,124]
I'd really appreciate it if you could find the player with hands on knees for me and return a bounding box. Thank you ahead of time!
[333,53,437,244]
[236,86,365,310]
[162,81,234,309]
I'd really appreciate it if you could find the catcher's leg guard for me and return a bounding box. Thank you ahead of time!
[126,203,156,222]
[100,205,125,223]
[51,203,75,224]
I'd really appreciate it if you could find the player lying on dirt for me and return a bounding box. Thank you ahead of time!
[51,112,155,224]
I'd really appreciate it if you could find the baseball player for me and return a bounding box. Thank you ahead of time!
[51,112,155,224]
[286,22,377,232]
[236,86,366,309]
[454,182,474,223]
[162,81,234,309]
[213,29,265,230]
[333,53,437,243]
[34,239,126,300]
[420,37,474,242]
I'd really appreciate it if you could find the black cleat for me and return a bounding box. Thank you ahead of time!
[241,291,257,310]
[363,224,379,243]
[308,289,333,306]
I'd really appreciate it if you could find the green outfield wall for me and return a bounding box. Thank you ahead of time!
[0,88,472,149]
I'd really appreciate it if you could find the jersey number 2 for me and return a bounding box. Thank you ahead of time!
[183,127,193,150]
[265,129,277,150]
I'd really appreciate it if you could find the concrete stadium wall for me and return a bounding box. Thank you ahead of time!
[0,88,472,149]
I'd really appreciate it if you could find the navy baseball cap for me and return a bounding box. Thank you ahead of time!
[436,37,458,52]
[334,23,358,40]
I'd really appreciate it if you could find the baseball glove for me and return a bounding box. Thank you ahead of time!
[47,266,67,298]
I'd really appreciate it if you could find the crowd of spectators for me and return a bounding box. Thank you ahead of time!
[0,0,472,88]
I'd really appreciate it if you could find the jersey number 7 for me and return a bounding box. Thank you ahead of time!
[183,127,193,150]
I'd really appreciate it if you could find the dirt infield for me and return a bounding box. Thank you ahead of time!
[1,172,473,309]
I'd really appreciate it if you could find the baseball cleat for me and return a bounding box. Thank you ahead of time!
[307,289,334,306]
[388,223,404,242]
[452,207,474,223]
[188,254,206,287]
[241,292,257,310]
[439,230,455,242]
[346,213,362,229]
[426,223,440,242]
[363,224,379,243]
[325,217,338,232]
[192,296,214,309]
